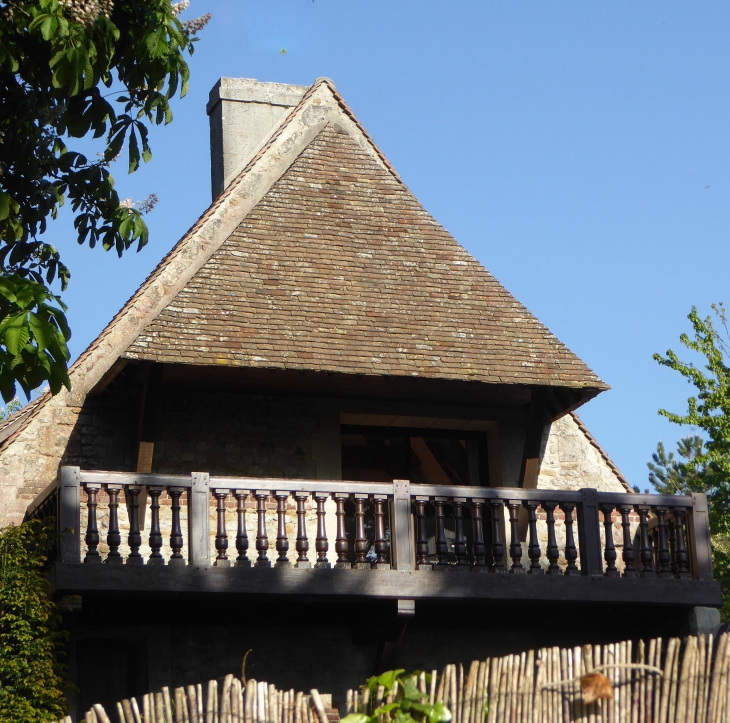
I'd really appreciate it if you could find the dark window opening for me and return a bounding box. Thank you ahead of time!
[340,425,489,486]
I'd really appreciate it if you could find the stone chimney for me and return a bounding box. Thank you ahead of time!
[207,77,309,199]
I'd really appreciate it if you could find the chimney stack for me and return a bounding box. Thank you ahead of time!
[207,78,308,199]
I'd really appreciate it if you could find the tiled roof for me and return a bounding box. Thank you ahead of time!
[125,123,606,389]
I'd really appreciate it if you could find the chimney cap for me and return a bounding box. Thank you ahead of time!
[207,77,309,115]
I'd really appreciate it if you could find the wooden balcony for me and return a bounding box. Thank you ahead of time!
[27,466,722,608]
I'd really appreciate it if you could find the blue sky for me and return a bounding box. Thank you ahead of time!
[47,1,729,488]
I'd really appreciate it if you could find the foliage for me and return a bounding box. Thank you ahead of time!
[0,518,67,723]
[0,0,208,402]
[653,303,730,620]
[0,395,20,421]
[341,670,453,723]
[647,436,707,496]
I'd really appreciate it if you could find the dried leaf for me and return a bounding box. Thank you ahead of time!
[580,673,613,704]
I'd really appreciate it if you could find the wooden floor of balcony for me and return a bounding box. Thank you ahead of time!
[49,561,722,607]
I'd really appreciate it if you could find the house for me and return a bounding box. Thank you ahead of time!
[0,77,720,718]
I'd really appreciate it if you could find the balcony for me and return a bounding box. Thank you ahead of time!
[27,466,721,608]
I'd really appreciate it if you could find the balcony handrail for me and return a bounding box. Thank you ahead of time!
[27,466,716,587]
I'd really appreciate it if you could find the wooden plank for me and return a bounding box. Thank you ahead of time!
[48,562,724,606]
[518,391,547,490]
[59,466,81,563]
[189,473,211,566]
[687,493,715,580]
[578,489,604,576]
[391,480,414,571]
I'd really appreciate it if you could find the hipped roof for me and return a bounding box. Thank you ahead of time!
[121,80,606,391]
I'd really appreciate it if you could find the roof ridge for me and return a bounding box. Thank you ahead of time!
[569,411,632,492]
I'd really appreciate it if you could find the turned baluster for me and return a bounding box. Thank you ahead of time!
[452,498,469,570]
[274,492,291,568]
[353,495,370,569]
[255,491,271,568]
[372,495,390,569]
[616,504,635,578]
[471,499,488,572]
[561,502,580,576]
[668,516,678,574]
[506,501,524,573]
[543,502,561,575]
[434,498,449,570]
[636,505,655,578]
[655,506,672,578]
[523,500,542,574]
[414,497,432,570]
[489,500,506,573]
[294,492,310,568]
[214,490,230,567]
[168,487,185,565]
[147,487,164,566]
[673,509,691,579]
[314,493,330,569]
[84,485,101,563]
[105,485,122,564]
[234,491,251,567]
[126,486,143,565]
[599,504,619,577]
[333,492,350,570]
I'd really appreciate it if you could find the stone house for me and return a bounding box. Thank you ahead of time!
[0,78,720,718]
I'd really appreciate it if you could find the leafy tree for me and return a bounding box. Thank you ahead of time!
[0,518,67,723]
[0,0,209,403]
[647,435,707,496]
[0,396,21,421]
[653,303,730,620]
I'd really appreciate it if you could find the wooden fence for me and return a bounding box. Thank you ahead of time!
[53,632,730,723]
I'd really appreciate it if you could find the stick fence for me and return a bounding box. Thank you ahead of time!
[52,632,730,723]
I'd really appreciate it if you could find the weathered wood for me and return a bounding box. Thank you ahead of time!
[655,507,673,578]
[275,492,291,568]
[214,490,231,567]
[59,466,81,563]
[372,495,390,569]
[578,489,603,577]
[488,500,505,573]
[560,502,579,576]
[434,498,449,570]
[168,486,186,566]
[353,495,369,569]
[48,561,724,605]
[313,493,330,569]
[83,484,101,564]
[674,509,691,580]
[471,499,488,571]
[507,500,524,574]
[105,485,123,564]
[414,497,431,570]
[636,506,656,578]
[147,487,164,566]
[452,498,469,571]
[254,492,271,568]
[392,480,414,572]
[294,492,310,569]
[126,486,144,565]
[333,493,350,569]
[189,473,211,567]
[688,493,714,581]
[542,502,560,575]
[235,491,251,568]
[600,503,619,577]
[523,501,542,575]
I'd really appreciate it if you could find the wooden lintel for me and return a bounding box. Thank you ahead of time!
[89,358,129,395]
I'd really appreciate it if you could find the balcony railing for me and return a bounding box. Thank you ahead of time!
[25,466,721,606]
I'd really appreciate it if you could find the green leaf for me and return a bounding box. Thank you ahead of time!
[3,316,30,357]
[428,703,452,723]
[128,129,140,173]
[340,715,370,723]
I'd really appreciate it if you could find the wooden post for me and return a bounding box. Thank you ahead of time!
[688,492,714,580]
[59,466,81,564]
[577,488,603,576]
[391,480,414,571]
[188,472,210,567]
